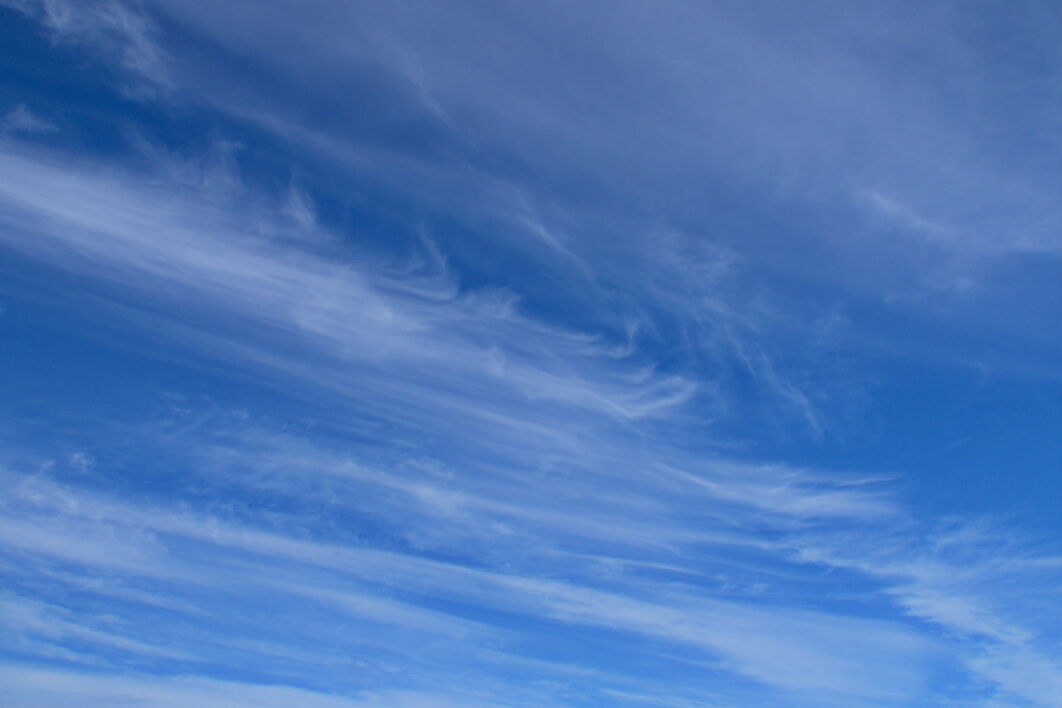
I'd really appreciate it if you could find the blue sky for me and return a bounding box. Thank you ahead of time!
[0,1,1060,706]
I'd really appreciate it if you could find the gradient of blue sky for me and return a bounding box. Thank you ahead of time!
[0,1,1059,706]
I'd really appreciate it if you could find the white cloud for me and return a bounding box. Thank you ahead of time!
[3,0,171,93]
[0,145,697,424]
[1,104,58,133]
[0,665,501,708]
[0,4,1058,704]
[0,136,1055,703]
[0,460,942,704]
[787,521,1062,707]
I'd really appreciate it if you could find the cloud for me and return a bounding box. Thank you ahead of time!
[1,104,58,133]
[0,130,1055,701]
[0,665,502,708]
[855,189,946,238]
[1,3,1059,706]
[0,132,1056,704]
[0,595,189,661]
[787,520,1062,707]
[0,460,941,705]
[0,145,702,433]
[3,0,171,94]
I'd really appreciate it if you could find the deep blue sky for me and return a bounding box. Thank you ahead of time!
[1,2,1060,706]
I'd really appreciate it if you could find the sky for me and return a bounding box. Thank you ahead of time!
[0,1,1060,706]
